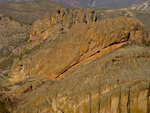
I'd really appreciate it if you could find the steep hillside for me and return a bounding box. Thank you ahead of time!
[50,0,150,8]
[130,1,150,11]
[0,0,66,24]
[0,0,150,9]
[0,15,30,89]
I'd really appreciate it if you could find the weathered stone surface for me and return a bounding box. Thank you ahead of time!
[1,42,150,113]
[0,10,150,113]
[30,9,97,41]
[10,16,149,83]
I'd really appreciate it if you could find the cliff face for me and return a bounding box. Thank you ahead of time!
[0,9,150,113]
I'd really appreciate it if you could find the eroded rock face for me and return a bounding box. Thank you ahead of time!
[30,9,97,41]
[10,16,149,83]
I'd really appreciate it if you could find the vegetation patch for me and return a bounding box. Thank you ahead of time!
[11,36,29,48]
[0,101,10,113]
[0,56,14,71]
[9,16,13,21]
[142,39,150,46]
[15,43,42,61]
[66,8,70,14]
[28,39,32,43]
[0,50,11,58]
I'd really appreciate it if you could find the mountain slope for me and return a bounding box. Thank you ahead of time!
[0,0,150,9]
[0,0,66,24]
[95,8,150,34]
[50,0,150,8]
[130,1,150,11]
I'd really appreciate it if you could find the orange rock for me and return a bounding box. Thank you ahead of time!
[10,16,149,83]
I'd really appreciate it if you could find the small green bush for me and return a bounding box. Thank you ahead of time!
[0,101,10,113]
[9,16,13,21]
[36,45,41,49]
[142,38,150,46]
[29,40,32,43]
[0,57,14,71]
[66,8,70,14]
[19,55,23,60]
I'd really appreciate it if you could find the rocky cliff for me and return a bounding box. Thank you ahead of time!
[0,9,150,113]
[30,9,97,41]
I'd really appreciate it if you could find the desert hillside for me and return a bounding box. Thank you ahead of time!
[0,0,67,24]
[95,8,150,34]
[50,0,150,9]
[0,0,150,11]
[130,1,150,11]
[0,8,150,113]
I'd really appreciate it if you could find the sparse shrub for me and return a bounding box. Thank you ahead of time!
[142,38,150,46]
[3,51,11,57]
[36,45,41,49]
[19,55,23,60]
[0,101,10,113]
[0,50,11,58]
[29,40,32,43]
[25,50,32,55]
[66,8,70,14]
[9,16,13,21]
[0,56,14,71]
